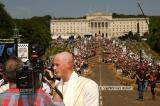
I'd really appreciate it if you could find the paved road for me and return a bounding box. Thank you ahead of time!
[87,56,160,106]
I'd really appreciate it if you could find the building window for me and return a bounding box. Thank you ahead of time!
[91,22,93,28]
[95,22,97,28]
[98,22,101,27]
[105,22,108,27]
[102,22,104,27]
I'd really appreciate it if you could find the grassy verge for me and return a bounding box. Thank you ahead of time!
[127,42,160,61]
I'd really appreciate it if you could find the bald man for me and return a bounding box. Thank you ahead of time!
[51,52,99,106]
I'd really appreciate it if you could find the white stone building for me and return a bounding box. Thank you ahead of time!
[50,12,149,39]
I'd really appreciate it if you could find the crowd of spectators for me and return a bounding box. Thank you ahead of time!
[101,38,160,82]
[69,37,97,74]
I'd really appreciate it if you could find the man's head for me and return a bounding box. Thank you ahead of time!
[4,56,23,83]
[52,52,74,82]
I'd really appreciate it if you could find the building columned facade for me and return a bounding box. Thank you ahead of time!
[50,12,149,39]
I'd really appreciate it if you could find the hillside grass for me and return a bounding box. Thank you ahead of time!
[127,41,160,61]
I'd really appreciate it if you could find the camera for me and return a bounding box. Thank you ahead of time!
[43,71,53,80]
[16,58,44,90]
[16,58,60,91]
[43,70,60,82]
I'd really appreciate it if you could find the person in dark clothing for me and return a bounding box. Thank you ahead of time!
[143,71,150,91]
[136,67,145,101]
[149,71,157,100]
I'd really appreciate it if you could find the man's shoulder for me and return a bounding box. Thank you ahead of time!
[77,76,99,99]
[0,89,19,102]
[79,76,96,83]
[78,76,98,88]
[0,90,56,106]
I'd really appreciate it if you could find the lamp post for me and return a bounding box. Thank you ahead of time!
[13,26,22,56]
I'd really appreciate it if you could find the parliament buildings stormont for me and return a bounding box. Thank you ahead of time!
[50,12,149,39]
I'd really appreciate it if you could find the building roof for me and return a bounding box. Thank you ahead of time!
[86,12,112,16]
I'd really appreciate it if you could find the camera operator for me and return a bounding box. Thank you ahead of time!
[0,56,63,106]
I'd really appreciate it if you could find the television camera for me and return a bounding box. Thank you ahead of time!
[16,45,59,92]
[16,58,44,90]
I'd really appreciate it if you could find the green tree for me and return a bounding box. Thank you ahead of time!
[127,31,134,40]
[133,33,141,41]
[147,16,160,53]
[0,2,13,38]
[14,15,52,56]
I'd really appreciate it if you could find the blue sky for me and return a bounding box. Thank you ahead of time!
[1,0,160,19]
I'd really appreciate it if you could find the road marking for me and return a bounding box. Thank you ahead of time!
[99,91,103,106]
